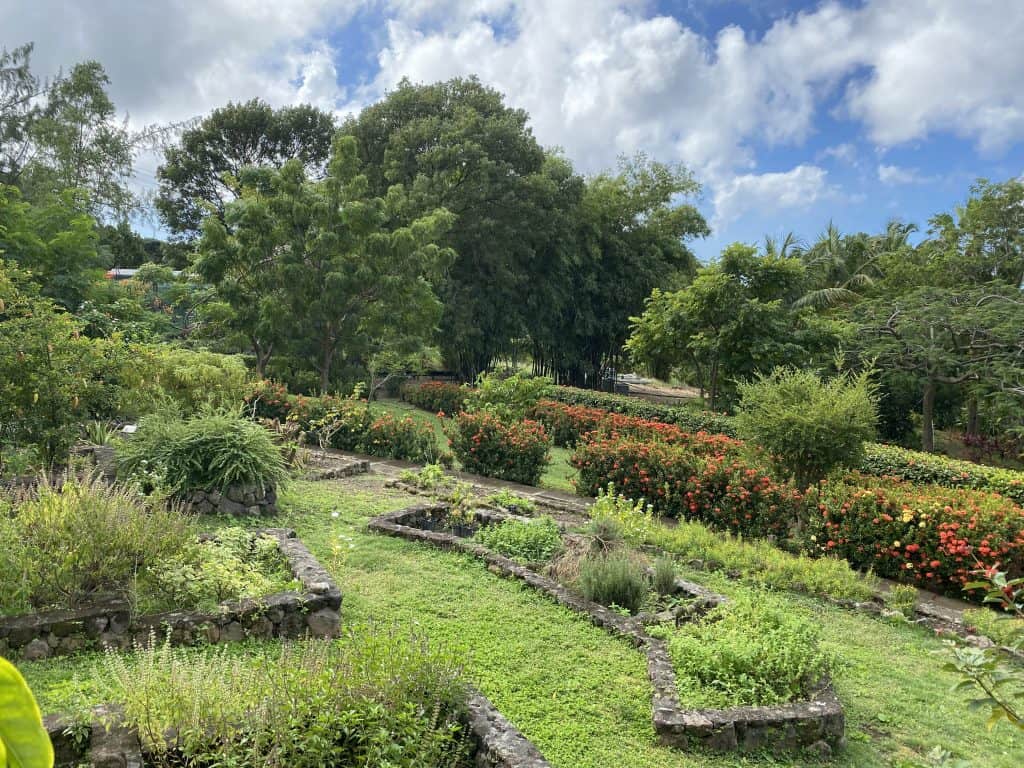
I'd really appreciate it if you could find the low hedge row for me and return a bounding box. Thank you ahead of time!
[804,474,1024,597]
[572,435,796,538]
[530,398,742,454]
[547,385,739,437]
[860,443,1024,506]
[401,380,469,416]
[447,411,551,486]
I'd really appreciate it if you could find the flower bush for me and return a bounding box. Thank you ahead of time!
[244,379,294,421]
[531,399,742,455]
[402,380,468,416]
[362,412,444,463]
[803,473,1024,598]
[572,435,697,512]
[447,411,551,485]
[687,455,800,538]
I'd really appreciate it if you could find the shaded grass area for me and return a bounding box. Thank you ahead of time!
[374,398,579,492]
[18,475,1024,767]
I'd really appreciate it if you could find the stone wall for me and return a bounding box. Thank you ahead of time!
[183,483,278,515]
[369,503,846,756]
[0,529,340,661]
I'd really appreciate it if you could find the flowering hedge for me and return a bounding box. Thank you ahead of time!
[362,413,444,463]
[402,380,468,416]
[547,385,739,437]
[244,380,294,421]
[531,399,742,455]
[860,443,1024,506]
[447,412,551,485]
[804,473,1024,597]
[571,434,796,537]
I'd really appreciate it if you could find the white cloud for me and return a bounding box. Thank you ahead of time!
[712,164,835,226]
[877,164,929,186]
[4,0,1024,228]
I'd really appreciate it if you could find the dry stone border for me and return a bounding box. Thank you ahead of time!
[0,528,340,661]
[369,503,846,755]
[43,694,552,768]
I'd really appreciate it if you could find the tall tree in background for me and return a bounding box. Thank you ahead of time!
[535,154,708,387]
[342,77,554,379]
[158,99,337,237]
[200,134,454,390]
[0,43,43,187]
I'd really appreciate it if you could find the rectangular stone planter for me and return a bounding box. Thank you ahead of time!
[369,503,846,756]
[45,693,552,768]
[0,529,340,661]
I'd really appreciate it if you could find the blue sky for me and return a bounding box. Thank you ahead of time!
[4,0,1023,261]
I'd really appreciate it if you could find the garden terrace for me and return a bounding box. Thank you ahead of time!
[369,502,846,755]
[17,476,1024,767]
[0,527,340,660]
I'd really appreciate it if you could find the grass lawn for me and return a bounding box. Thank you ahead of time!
[20,475,1023,768]
[373,398,579,492]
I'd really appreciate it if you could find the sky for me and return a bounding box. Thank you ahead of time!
[3,0,1024,261]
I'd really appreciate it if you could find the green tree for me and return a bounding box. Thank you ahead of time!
[0,261,110,466]
[0,42,43,188]
[200,134,455,391]
[857,286,1024,452]
[627,243,846,409]
[0,183,101,310]
[158,99,336,237]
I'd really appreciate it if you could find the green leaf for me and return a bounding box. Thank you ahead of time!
[0,657,54,768]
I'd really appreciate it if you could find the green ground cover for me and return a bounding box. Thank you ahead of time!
[18,475,1023,767]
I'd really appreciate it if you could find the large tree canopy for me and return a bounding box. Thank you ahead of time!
[158,99,337,237]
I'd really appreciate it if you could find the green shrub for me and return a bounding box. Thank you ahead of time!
[654,590,835,707]
[469,372,551,421]
[484,489,536,514]
[136,528,298,614]
[584,516,625,554]
[119,346,251,418]
[578,552,649,614]
[962,606,1024,649]
[306,398,374,451]
[735,367,877,490]
[885,584,919,619]
[117,412,288,496]
[100,628,470,768]
[362,412,443,463]
[447,411,551,486]
[474,517,562,563]
[0,476,196,613]
[402,380,469,415]
[652,557,677,597]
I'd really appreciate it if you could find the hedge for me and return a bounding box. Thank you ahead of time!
[401,380,469,416]
[530,399,742,454]
[804,473,1024,598]
[571,434,796,538]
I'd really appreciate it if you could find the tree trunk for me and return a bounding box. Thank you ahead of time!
[709,357,720,412]
[922,379,936,453]
[319,332,334,395]
[966,396,979,437]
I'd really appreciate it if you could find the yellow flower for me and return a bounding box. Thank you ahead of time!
[893,541,901,548]
[901,511,914,523]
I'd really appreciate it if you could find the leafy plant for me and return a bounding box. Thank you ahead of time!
[402,381,468,416]
[117,412,288,495]
[399,463,451,491]
[945,567,1023,732]
[654,589,835,707]
[468,372,551,421]
[82,420,118,446]
[734,366,878,490]
[886,584,919,619]
[100,628,470,768]
[584,516,624,554]
[474,517,562,563]
[0,656,54,768]
[578,551,649,615]
[0,476,196,613]
[484,489,536,514]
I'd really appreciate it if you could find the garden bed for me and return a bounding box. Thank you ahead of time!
[0,528,340,660]
[368,503,846,755]
[42,686,551,767]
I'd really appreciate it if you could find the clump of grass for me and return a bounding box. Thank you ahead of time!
[585,516,624,555]
[578,551,649,615]
[652,589,836,708]
[885,584,919,619]
[652,557,677,597]
[484,489,536,514]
